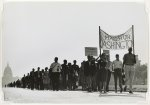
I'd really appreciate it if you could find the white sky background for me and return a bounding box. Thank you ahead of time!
[2,2,148,77]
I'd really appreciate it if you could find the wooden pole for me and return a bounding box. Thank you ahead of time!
[99,26,102,56]
[132,25,135,54]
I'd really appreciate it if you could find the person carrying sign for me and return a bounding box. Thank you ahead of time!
[50,57,62,91]
[122,47,136,94]
[84,55,93,92]
[97,53,107,94]
[90,56,97,91]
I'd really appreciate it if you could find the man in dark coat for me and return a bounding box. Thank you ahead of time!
[79,61,86,91]
[26,73,30,89]
[16,79,21,88]
[13,81,16,87]
[40,69,45,90]
[84,55,95,92]
[72,60,80,90]
[90,57,97,91]
[21,74,26,88]
[61,60,68,90]
[68,63,74,90]
[30,68,35,90]
[106,54,112,92]
[35,67,41,90]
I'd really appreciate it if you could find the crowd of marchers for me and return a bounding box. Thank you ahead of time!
[6,47,136,94]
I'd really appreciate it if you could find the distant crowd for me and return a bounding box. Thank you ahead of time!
[7,47,136,94]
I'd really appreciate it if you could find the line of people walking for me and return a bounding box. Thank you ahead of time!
[7,47,136,94]
[7,57,80,91]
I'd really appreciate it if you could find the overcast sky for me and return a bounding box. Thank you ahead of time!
[2,2,148,77]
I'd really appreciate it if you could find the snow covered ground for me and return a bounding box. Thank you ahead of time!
[2,88,148,104]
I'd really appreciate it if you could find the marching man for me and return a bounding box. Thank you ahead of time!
[122,47,136,94]
[112,54,123,93]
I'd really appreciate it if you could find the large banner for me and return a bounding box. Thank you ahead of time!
[100,28,133,50]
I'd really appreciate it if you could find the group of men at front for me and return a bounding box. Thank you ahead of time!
[83,47,136,94]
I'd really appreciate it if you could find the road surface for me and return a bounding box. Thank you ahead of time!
[1,88,148,104]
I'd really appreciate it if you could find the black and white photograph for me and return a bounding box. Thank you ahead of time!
[0,0,150,104]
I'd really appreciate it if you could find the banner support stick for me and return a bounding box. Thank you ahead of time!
[99,26,102,56]
[132,25,135,54]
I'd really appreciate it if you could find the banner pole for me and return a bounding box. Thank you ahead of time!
[99,26,102,56]
[132,25,135,54]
